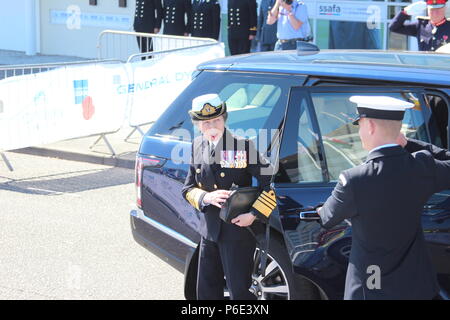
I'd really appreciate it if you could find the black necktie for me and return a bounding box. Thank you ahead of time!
[210,142,216,159]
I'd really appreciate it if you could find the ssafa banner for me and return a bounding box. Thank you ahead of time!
[125,43,225,127]
[0,62,128,151]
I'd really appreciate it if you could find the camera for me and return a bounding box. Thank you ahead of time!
[283,0,293,5]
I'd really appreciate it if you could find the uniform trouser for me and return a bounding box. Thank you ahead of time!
[228,37,251,55]
[136,36,154,60]
[197,236,257,300]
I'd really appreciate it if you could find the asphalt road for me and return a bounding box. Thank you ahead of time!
[0,152,184,300]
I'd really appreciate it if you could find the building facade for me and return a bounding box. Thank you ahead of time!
[0,0,448,59]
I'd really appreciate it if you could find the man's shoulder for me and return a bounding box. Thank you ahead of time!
[340,162,374,182]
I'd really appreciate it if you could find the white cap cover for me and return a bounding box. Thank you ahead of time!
[349,96,415,124]
[191,94,222,112]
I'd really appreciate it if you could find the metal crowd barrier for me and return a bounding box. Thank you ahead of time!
[1,31,220,170]
[0,59,120,81]
[124,41,221,138]
[97,29,217,61]
[0,59,123,171]
[97,30,220,139]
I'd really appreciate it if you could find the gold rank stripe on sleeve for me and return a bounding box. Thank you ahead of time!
[252,190,277,218]
[249,27,257,31]
[185,188,206,211]
[260,192,277,207]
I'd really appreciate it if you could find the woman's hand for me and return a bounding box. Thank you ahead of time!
[231,213,256,227]
[203,190,232,208]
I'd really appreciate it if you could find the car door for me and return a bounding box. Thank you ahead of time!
[274,85,446,298]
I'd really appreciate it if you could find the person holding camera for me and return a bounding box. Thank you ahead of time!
[267,0,312,50]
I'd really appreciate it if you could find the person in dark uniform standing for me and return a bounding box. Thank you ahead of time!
[182,94,277,300]
[190,0,221,40]
[162,0,192,36]
[133,0,164,53]
[317,96,450,300]
[257,0,278,51]
[227,0,258,55]
[390,0,450,51]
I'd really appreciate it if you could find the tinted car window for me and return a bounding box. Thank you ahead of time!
[148,71,305,148]
[276,88,433,184]
[311,91,429,181]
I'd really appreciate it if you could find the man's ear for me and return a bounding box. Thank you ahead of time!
[368,119,376,135]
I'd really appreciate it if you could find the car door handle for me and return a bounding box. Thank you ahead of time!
[299,210,321,221]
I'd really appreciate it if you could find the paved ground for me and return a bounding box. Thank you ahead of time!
[0,152,184,300]
[10,124,152,171]
[0,51,185,300]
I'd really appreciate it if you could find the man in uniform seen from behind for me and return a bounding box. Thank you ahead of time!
[162,0,192,36]
[390,0,450,51]
[318,96,450,300]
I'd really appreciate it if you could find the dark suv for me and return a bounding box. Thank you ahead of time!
[130,49,450,300]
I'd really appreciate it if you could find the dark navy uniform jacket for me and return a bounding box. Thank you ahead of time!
[163,0,192,36]
[319,140,450,300]
[182,130,275,242]
[134,0,164,32]
[389,11,450,51]
[257,0,278,45]
[228,0,258,40]
[190,0,221,40]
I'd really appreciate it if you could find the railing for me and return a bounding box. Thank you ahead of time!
[0,59,121,81]
[1,31,222,171]
[97,29,217,61]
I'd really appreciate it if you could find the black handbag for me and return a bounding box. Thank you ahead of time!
[219,187,260,224]
[220,186,272,277]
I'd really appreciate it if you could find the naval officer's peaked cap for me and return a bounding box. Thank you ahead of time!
[350,96,415,125]
[189,93,227,121]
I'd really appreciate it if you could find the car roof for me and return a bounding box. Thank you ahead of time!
[198,50,450,87]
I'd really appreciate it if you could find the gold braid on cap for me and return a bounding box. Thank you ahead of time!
[201,103,217,116]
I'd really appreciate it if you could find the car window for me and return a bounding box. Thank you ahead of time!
[311,91,429,181]
[275,93,324,184]
[425,93,449,149]
[220,83,282,139]
[148,71,304,151]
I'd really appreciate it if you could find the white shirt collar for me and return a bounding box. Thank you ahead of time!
[369,143,399,154]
